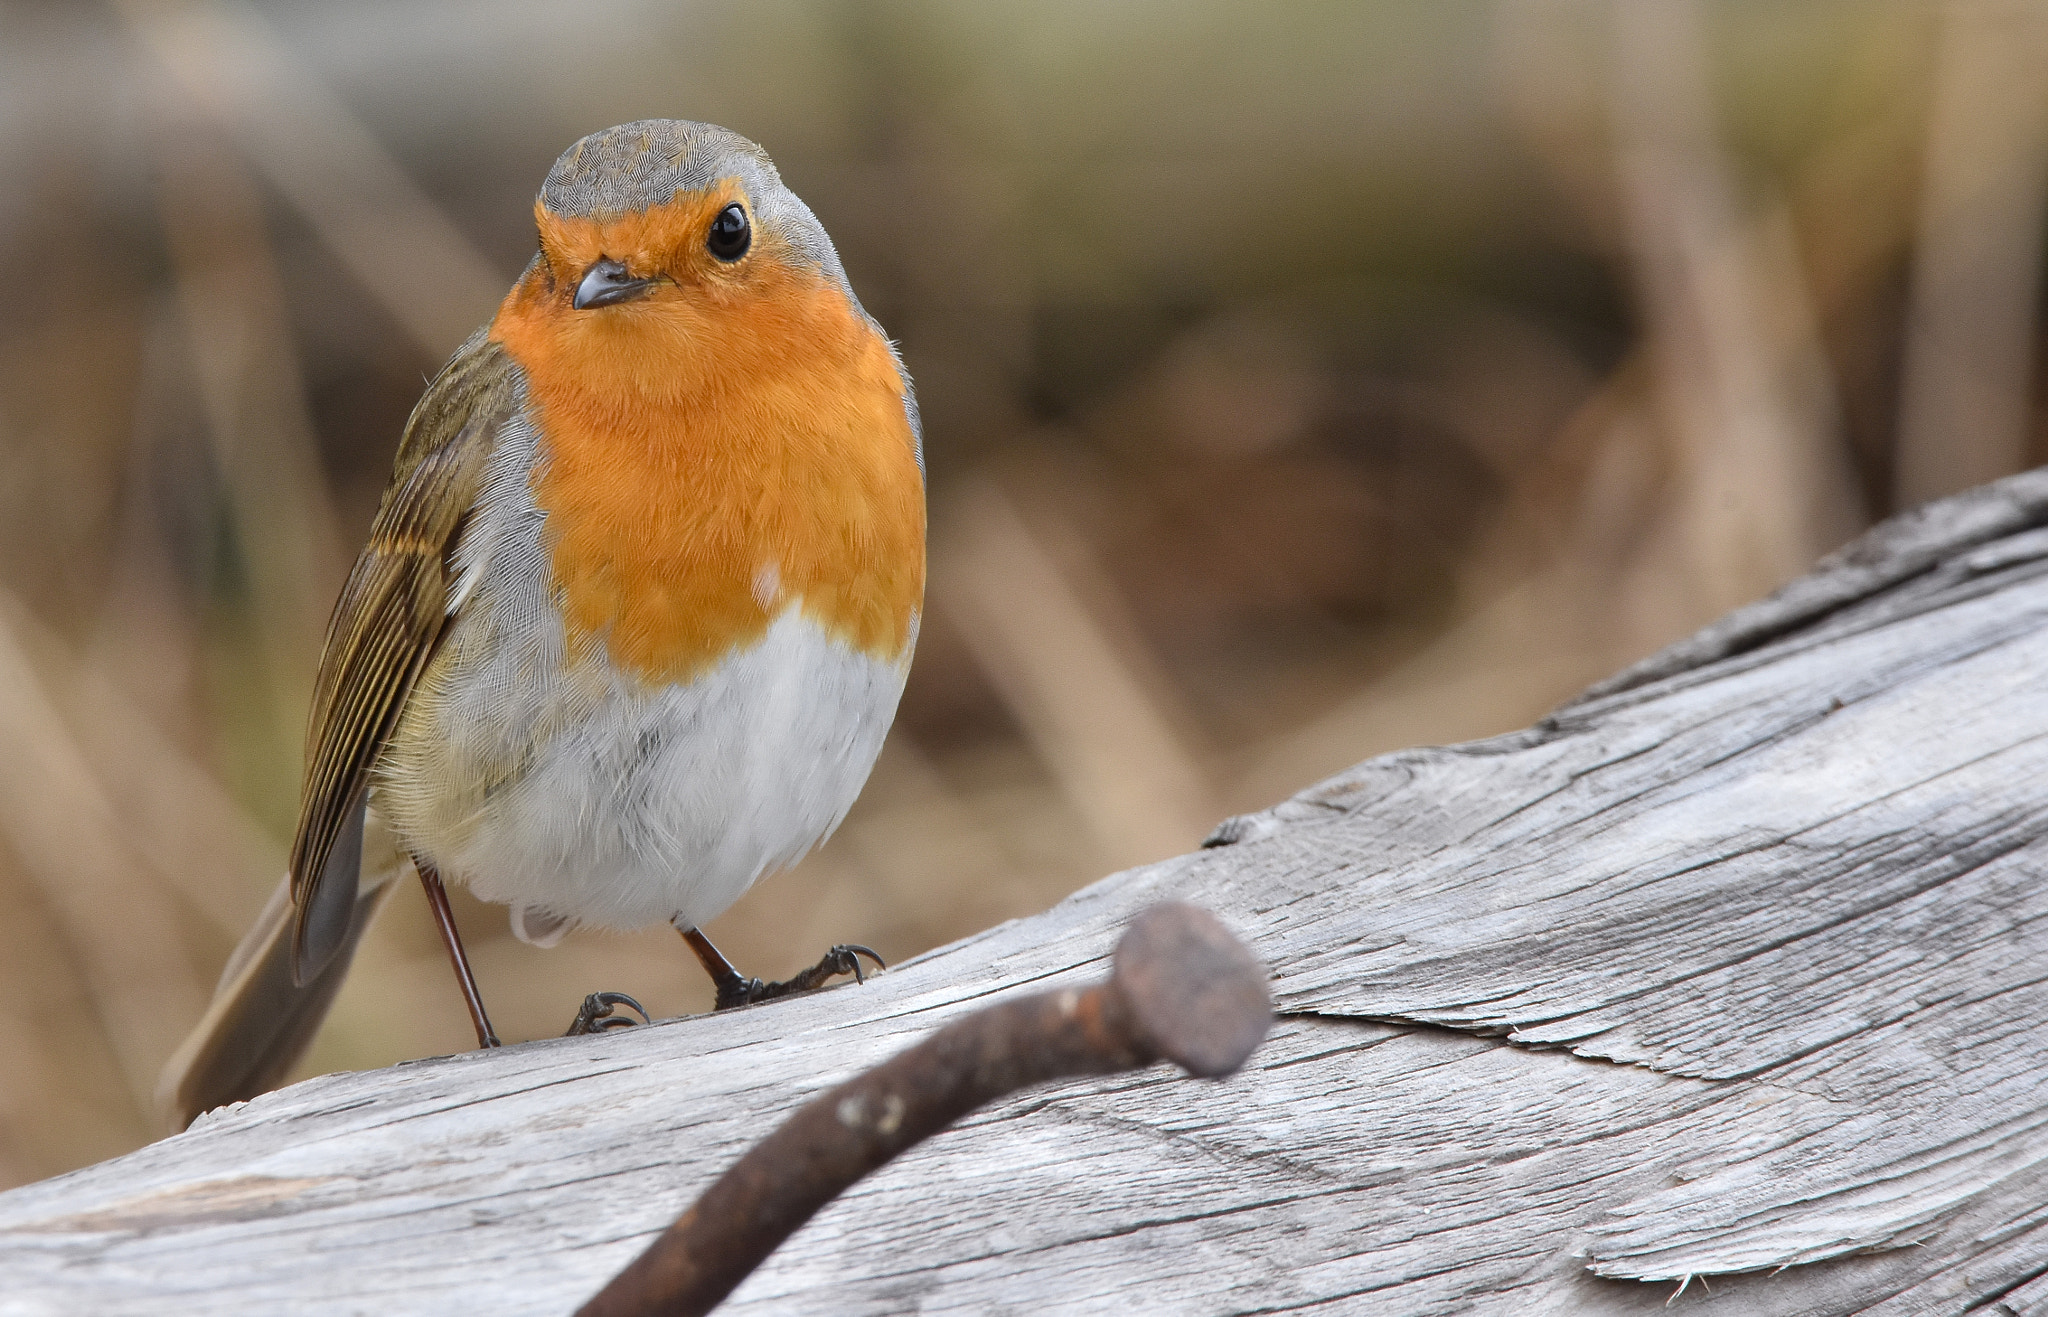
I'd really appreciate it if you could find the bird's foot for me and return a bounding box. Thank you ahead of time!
[711,944,886,1011]
[564,991,651,1037]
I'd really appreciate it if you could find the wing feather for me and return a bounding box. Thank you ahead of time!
[287,334,520,978]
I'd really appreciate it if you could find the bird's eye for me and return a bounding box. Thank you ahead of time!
[707,203,751,261]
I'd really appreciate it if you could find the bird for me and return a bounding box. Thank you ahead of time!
[158,120,925,1131]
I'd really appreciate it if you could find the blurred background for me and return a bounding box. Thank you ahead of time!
[3,0,2047,1188]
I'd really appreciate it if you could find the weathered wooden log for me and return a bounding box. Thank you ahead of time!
[579,902,1272,1317]
[7,470,2048,1314]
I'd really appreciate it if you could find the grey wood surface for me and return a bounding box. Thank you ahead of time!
[8,472,2048,1315]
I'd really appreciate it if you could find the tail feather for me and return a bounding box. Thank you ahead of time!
[157,803,400,1132]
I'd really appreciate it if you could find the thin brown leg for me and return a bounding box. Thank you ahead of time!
[681,927,755,1007]
[417,860,500,1048]
[680,926,883,1011]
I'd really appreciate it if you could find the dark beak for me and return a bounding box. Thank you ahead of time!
[574,258,656,310]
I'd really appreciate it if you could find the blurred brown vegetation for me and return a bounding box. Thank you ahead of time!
[3,0,2047,1189]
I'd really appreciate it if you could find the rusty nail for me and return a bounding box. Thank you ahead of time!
[575,900,1272,1317]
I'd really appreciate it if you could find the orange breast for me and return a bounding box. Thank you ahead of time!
[488,194,924,686]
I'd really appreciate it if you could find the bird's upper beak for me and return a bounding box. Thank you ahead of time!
[573,258,657,310]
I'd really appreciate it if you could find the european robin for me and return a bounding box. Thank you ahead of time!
[159,120,925,1130]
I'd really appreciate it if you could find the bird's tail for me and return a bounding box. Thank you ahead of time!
[156,803,401,1132]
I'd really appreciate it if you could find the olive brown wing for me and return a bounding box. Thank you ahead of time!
[288,334,518,983]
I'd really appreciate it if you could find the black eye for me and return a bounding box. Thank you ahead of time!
[707,203,750,261]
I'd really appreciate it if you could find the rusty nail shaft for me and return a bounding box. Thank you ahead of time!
[576,900,1271,1317]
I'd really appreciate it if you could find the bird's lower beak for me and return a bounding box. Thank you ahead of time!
[574,258,657,310]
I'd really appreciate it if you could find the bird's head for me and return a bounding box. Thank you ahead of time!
[491,120,879,412]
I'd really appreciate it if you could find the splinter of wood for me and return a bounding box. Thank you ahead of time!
[416,860,500,1048]
[579,900,1272,1317]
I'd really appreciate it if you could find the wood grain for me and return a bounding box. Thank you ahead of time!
[7,471,2048,1314]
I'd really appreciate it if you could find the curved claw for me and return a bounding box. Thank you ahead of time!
[565,990,651,1037]
[831,944,886,984]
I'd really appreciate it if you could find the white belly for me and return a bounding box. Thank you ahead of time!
[381,607,906,938]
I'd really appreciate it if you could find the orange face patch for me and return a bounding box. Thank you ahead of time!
[489,185,925,685]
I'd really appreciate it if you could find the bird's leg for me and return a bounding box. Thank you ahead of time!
[679,927,762,1008]
[680,927,885,1011]
[416,859,501,1048]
